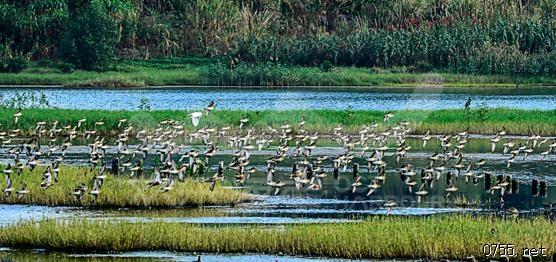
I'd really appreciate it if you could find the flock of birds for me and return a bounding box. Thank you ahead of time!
[1,102,555,213]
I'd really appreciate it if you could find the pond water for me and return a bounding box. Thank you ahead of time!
[0,249,385,262]
[1,86,555,260]
[1,87,556,110]
[0,138,554,226]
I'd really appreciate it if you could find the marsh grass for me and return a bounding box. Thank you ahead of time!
[0,216,553,260]
[1,59,555,87]
[0,166,249,208]
[1,108,555,136]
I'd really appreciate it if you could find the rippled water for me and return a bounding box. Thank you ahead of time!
[2,87,556,110]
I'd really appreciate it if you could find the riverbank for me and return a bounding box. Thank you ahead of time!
[1,108,555,136]
[1,59,555,88]
[0,166,249,208]
[0,216,553,260]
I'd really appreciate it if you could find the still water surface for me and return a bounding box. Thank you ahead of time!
[1,87,556,110]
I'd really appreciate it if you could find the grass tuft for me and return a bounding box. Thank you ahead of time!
[0,216,553,260]
[0,166,249,208]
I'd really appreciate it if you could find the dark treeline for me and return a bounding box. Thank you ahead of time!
[0,0,555,75]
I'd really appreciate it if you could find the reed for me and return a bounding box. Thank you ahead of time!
[0,108,555,136]
[0,216,553,260]
[0,166,249,208]
[1,60,555,87]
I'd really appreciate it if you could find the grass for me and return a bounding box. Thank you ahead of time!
[0,166,249,208]
[1,108,555,136]
[0,216,553,260]
[1,59,555,87]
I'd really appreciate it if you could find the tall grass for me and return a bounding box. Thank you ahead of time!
[1,108,555,136]
[0,216,553,260]
[4,59,554,87]
[1,1,555,76]
[0,166,249,208]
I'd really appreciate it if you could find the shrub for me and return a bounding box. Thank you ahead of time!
[57,62,75,73]
[320,60,334,72]
[0,56,27,73]
[59,0,119,71]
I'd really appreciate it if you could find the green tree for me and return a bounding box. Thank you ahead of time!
[60,0,119,71]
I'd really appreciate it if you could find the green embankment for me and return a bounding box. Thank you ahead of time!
[1,108,554,136]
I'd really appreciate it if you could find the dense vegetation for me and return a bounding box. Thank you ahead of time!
[1,216,554,259]
[0,166,249,208]
[1,108,555,136]
[0,0,555,76]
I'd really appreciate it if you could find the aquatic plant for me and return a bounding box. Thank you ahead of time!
[0,91,52,109]
[0,166,249,208]
[0,108,555,136]
[0,216,553,260]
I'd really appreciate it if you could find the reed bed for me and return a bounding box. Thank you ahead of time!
[1,61,554,87]
[1,108,555,136]
[0,216,553,260]
[0,166,249,208]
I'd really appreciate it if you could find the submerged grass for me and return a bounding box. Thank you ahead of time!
[1,59,554,87]
[1,108,555,136]
[0,216,553,260]
[0,166,248,208]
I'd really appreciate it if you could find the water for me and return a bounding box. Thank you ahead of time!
[1,87,556,110]
[0,249,385,262]
[0,139,554,226]
[1,86,555,260]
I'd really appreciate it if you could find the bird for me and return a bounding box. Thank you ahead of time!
[383,111,394,122]
[189,112,203,127]
[13,109,22,125]
[16,180,29,199]
[3,173,14,197]
[205,101,216,115]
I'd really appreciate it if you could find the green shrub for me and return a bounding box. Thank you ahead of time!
[452,43,556,76]
[0,56,27,73]
[320,60,334,72]
[59,0,119,71]
[57,62,75,73]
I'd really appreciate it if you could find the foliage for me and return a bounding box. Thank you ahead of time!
[138,96,151,111]
[0,108,555,136]
[1,1,555,76]
[0,56,28,73]
[59,0,119,71]
[0,166,248,208]
[0,216,554,260]
[0,91,52,109]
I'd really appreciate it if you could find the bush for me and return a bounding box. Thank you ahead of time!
[0,56,28,73]
[320,60,334,72]
[59,0,119,71]
[452,43,556,76]
[57,62,75,73]
[200,62,324,86]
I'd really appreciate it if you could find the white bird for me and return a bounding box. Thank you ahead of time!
[189,112,203,127]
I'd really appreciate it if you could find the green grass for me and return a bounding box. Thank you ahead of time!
[0,166,249,208]
[0,216,553,260]
[1,108,555,136]
[1,59,554,87]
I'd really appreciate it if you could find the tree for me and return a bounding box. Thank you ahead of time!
[60,0,119,71]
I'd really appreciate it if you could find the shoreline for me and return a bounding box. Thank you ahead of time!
[2,60,555,89]
[1,108,555,136]
[2,83,556,90]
